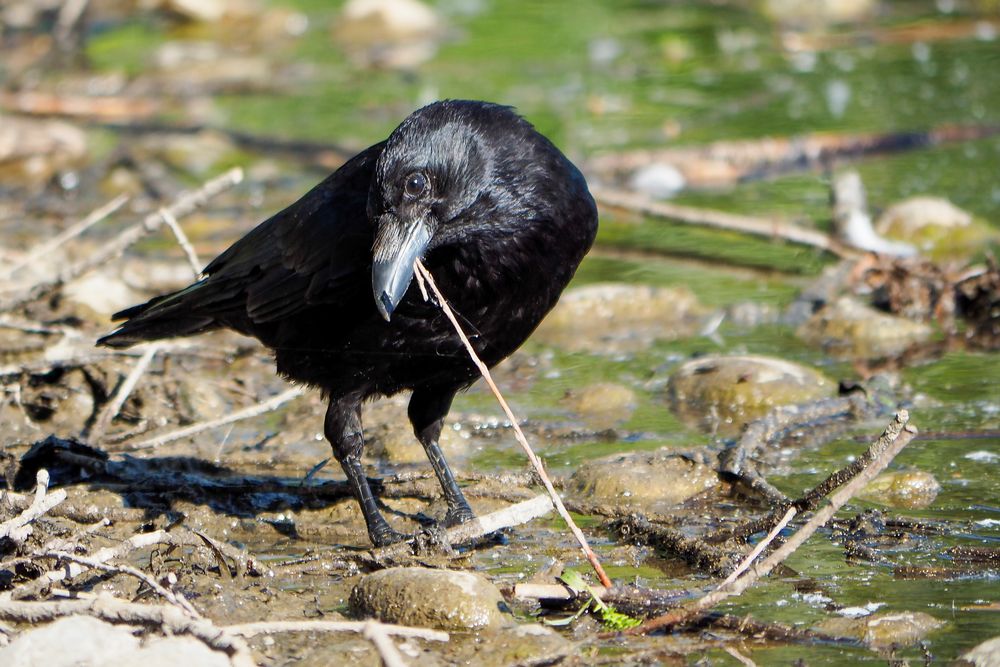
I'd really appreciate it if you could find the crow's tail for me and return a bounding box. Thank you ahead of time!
[96,281,218,348]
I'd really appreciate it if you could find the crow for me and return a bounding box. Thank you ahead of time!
[99,100,599,546]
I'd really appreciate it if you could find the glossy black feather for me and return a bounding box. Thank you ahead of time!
[98,100,598,545]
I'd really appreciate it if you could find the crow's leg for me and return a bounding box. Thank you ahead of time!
[409,387,475,527]
[325,398,404,547]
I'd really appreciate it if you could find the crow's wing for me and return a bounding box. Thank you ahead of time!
[99,142,384,347]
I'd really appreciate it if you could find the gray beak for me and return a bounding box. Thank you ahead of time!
[372,215,433,321]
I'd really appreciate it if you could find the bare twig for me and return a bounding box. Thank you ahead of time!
[718,392,873,506]
[363,620,409,667]
[0,194,129,280]
[593,188,852,257]
[619,411,917,636]
[0,470,65,543]
[12,529,176,599]
[0,595,255,667]
[226,619,448,641]
[719,505,797,587]
[228,618,447,667]
[0,316,75,336]
[512,582,688,618]
[41,550,200,617]
[0,168,242,313]
[723,645,758,667]
[371,494,554,560]
[90,344,161,441]
[0,490,145,525]
[159,208,203,277]
[127,386,304,450]
[54,0,90,48]
[413,260,613,589]
[1,519,110,572]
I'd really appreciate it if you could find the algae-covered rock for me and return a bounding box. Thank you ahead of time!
[876,196,998,262]
[561,382,637,429]
[534,283,707,354]
[570,449,718,510]
[797,296,933,359]
[814,611,945,648]
[858,470,941,509]
[351,566,505,630]
[667,354,835,435]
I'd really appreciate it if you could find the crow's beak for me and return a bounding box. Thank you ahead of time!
[372,216,433,321]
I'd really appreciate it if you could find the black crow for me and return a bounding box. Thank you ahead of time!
[99,100,598,546]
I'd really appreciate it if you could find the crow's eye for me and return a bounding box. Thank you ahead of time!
[403,172,428,198]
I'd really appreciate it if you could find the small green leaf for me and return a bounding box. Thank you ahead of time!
[558,570,588,593]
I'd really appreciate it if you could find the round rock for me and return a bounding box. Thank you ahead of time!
[797,296,933,359]
[0,615,230,667]
[961,636,1000,666]
[667,354,835,435]
[561,382,637,429]
[533,283,706,354]
[876,196,998,261]
[350,566,505,631]
[858,470,941,509]
[814,611,944,648]
[570,449,718,510]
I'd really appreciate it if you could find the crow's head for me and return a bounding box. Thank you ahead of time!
[369,99,568,321]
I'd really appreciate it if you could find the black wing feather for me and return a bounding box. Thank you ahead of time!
[99,142,384,347]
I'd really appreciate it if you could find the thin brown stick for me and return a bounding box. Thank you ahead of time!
[620,411,916,636]
[0,194,129,280]
[226,619,448,642]
[0,168,242,313]
[41,550,200,617]
[0,595,255,667]
[127,386,304,450]
[413,259,613,589]
[159,207,203,277]
[593,187,853,258]
[90,343,161,441]
[12,529,175,599]
[0,470,66,543]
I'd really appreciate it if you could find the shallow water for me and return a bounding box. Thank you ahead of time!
[9,0,1000,662]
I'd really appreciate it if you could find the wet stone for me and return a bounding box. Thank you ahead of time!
[797,296,933,359]
[533,283,707,354]
[350,566,505,631]
[0,614,230,667]
[569,448,718,511]
[365,416,468,465]
[560,382,637,429]
[961,636,1000,667]
[814,611,945,648]
[858,470,941,509]
[667,354,835,435]
[876,196,998,262]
